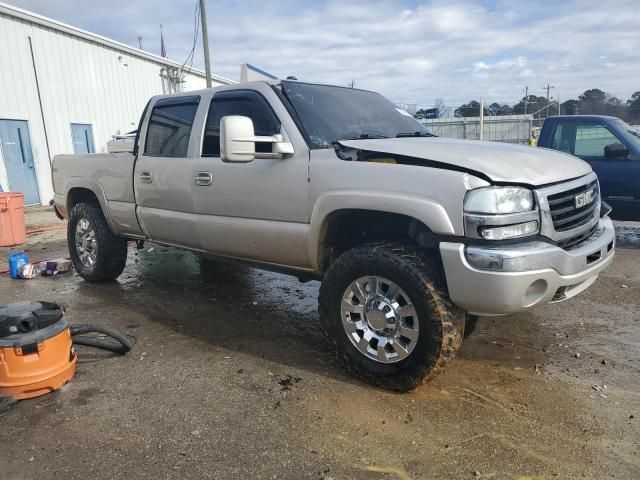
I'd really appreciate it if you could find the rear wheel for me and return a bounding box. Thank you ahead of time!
[68,202,128,282]
[319,242,466,391]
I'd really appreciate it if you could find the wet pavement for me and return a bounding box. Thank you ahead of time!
[1,209,639,479]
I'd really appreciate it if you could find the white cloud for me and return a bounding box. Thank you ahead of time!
[5,0,640,106]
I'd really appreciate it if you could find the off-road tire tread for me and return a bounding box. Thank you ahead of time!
[68,202,128,282]
[319,241,465,391]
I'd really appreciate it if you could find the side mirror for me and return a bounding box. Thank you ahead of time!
[220,116,256,162]
[604,142,628,159]
[220,115,294,162]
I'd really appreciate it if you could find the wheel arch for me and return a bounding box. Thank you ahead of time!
[66,184,118,234]
[309,191,455,273]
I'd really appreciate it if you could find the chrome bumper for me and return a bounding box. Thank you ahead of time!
[440,217,615,316]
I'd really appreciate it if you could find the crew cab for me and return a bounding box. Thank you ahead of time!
[538,115,640,220]
[52,81,615,391]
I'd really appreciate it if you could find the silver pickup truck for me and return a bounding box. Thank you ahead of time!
[53,80,615,390]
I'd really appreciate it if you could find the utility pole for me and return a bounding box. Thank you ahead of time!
[557,92,561,115]
[479,100,484,141]
[138,36,143,50]
[543,83,555,118]
[348,80,355,88]
[523,86,529,115]
[200,0,212,87]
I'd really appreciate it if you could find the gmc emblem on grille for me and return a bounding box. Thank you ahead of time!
[575,189,594,209]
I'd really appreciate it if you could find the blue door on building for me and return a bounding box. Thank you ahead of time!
[71,123,95,154]
[0,119,40,205]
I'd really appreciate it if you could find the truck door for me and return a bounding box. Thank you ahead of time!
[551,119,639,215]
[133,96,203,249]
[190,88,311,268]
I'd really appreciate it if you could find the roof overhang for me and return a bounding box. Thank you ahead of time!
[0,1,235,84]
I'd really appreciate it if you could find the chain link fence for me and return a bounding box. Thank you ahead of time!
[420,114,534,144]
[395,102,535,144]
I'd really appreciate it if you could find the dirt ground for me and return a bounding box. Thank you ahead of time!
[1,207,639,480]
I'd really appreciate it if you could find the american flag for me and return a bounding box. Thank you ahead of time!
[160,24,167,58]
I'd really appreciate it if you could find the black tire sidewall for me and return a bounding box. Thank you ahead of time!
[68,205,100,278]
[67,202,127,281]
[320,245,448,390]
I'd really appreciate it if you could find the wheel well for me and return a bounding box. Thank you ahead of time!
[319,209,439,272]
[67,187,99,210]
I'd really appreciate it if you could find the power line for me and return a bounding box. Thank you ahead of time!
[179,0,201,78]
[542,83,556,118]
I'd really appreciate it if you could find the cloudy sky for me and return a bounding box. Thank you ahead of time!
[6,0,640,107]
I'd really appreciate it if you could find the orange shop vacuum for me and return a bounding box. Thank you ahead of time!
[0,301,133,410]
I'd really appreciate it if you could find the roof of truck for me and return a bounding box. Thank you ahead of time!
[152,80,278,99]
[546,115,621,121]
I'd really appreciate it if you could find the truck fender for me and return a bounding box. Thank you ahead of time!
[64,180,118,234]
[307,190,455,271]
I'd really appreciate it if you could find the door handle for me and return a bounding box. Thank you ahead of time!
[194,171,213,186]
[139,171,153,183]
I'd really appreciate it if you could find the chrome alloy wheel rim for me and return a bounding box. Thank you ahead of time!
[75,218,98,268]
[341,276,419,364]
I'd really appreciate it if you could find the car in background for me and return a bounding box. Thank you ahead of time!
[538,115,640,220]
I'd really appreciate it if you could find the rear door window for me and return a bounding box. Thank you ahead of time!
[144,96,200,157]
[202,91,281,156]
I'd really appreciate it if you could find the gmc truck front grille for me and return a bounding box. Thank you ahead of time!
[535,173,601,250]
[557,224,598,249]
[547,180,599,232]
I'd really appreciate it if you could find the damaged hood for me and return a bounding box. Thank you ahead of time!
[338,137,592,186]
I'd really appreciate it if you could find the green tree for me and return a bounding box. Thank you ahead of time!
[578,89,608,114]
[561,99,580,115]
[627,91,640,120]
[512,95,548,117]
[454,100,487,117]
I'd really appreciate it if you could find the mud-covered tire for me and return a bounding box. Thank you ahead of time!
[68,202,128,282]
[319,242,466,391]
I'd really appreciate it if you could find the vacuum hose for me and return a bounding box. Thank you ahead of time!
[70,324,134,354]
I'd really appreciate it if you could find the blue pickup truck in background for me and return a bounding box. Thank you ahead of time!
[538,115,640,220]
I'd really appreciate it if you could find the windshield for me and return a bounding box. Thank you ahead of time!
[281,81,432,149]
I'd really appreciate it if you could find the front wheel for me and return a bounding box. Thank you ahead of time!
[319,242,466,391]
[68,202,128,282]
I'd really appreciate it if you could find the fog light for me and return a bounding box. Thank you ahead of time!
[523,279,548,307]
[480,221,538,240]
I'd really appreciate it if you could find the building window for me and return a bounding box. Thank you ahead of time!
[70,123,95,154]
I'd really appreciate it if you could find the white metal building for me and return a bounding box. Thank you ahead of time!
[0,2,233,205]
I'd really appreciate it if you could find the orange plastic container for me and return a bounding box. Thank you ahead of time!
[0,321,76,400]
[0,192,27,246]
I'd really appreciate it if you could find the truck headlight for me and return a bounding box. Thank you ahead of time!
[464,187,539,240]
[465,187,534,214]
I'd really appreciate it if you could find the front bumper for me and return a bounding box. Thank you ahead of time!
[440,217,616,316]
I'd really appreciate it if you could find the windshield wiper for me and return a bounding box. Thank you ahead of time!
[396,131,436,138]
[338,133,390,141]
